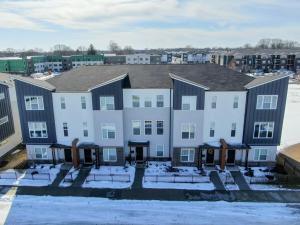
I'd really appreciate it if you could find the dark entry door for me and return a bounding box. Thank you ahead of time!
[136,147,143,161]
[206,148,214,164]
[84,149,93,164]
[64,148,72,162]
[227,149,236,164]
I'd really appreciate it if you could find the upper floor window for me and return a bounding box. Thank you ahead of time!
[25,96,44,110]
[34,147,48,159]
[103,148,117,162]
[210,122,215,137]
[253,122,274,139]
[28,122,48,138]
[254,148,268,161]
[0,116,8,125]
[101,123,116,139]
[256,95,278,110]
[132,95,140,108]
[211,96,217,109]
[63,122,68,137]
[132,120,141,135]
[233,96,239,109]
[81,96,86,109]
[144,121,152,135]
[156,145,164,157]
[180,148,195,162]
[157,121,164,135]
[100,96,115,110]
[156,95,164,107]
[231,123,236,137]
[83,122,88,137]
[144,97,152,108]
[0,92,5,100]
[60,97,66,109]
[181,96,196,110]
[181,123,195,139]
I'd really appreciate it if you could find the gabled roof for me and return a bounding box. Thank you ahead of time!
[244,74,289,89]
[15,76,56,91]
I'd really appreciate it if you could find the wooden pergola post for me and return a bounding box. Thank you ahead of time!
[71,138,79,168]
[95,148,100,169]
[51,147,56,165]
[220,139,228,170]
[245,148,249,169]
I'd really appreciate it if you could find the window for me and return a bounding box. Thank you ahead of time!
[34,147,48,159]
[60,97,66,109]
[132,95,140,108]
[180,148,195,162]
[0,116,8,125]
[63,123,68,137]
[254,149,268,161]
[132,121,141,135]
[156,145,164,157]
[28,122,48,138]
[157,121,164,135]
[210,122,215,137]
[25,96,44,110]
[100,96,115,110]
[156,95,164,107]
[211,96,217,109]
[144,97,152,108]
[83,122,88,137]
[81,96,86,109]
[233,96,239,108]
[0,92,5,100]
[256,95,278,109]
[103,148,117,162]
[231,123,236,137]
[181,123,195,139]
[144,121,152,135]
[182,96,196,110]
[253,122,274,138]
[101,124,116,139]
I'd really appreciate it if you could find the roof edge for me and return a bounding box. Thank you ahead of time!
[169,73,210,90]
[14,77,56,91]
[245,75,289,89]
[88,73,128,91]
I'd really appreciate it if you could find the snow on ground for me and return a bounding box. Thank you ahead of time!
[0,164,61,187]
[82,165,135,189]
[59,167,79,187]
[1,194,300,225]
[217,170,239,191]
[143,161,215,190]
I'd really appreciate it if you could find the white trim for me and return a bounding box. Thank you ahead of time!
[169,73,210,90]
[245,75,289,89]
[15,78,55,91]
[132,120,141,135]
[253,122,274,139]
[88,73,128,91]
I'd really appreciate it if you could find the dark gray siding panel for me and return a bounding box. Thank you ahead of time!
[173,80,205,110]
[15,80,56,144]
[243,77,289,145]
[0,84,14,142]
[91,80,123,110]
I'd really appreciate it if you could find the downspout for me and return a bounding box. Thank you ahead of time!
[169,87,172,159]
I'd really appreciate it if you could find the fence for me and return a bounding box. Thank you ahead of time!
[63,172,76,182]
[219,172,235,184]
[0,169,51,181]
[144,174,210,183]
[86,174,131,183]
[0,171,18,179]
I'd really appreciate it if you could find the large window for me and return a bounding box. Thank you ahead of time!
[253,122,274,138]
[83,122,88,137]
[156,95,164,107]
[0,116,8,125]
[103,148,117,162]
[132,120,141,135]
[210,122,215,137]
[180,148,195,162]
[100,96,115,110]
[60,97,66,109]
[156,145,164,157]
[101,123,116,139]
[181,96,197,110]
[231,123,236,137]
[144,121,152,135]
[181,123,195,139]
[254,149,268,161]
[28,122,48,138]
[81,96,86,109]
[157,121,164,135]
[63,122,68,137]
[0,92,5,100]
[144,97,152,108]
[233,96,239,109]
[34,147,48,159]
[24,96,44,110]
[132,95,140,108]
[256,95,278,110]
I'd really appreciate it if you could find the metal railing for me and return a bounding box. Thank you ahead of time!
[86,174,131,183]
[0,169,51,181]
[144,174,210,183]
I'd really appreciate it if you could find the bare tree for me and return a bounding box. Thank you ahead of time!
[87,44,97,55]
[123,45,134,54]
[108,40,121,54]
[51,44,73,55]
[77,46,87,54]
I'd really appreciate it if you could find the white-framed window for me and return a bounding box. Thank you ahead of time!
[156,145,164,157]
[211,96,217,109]
[144,97,152,108]
[34,147,48,159]
[157,121,164,135]
[63,122,68,137]
[132,120,141,135]
[132,95,140,108]
[210,122,215,137]
[60,97,66,109]
[254,148,268,161]
[81,96,86,109]
[233,96,239,108]
[253,122,274,138]
[103,148,117,162]
[182,96,197,110]
[231,123,237,137]
[180,148,195,162]
[83,122,88,137]
[256,95,278,110]
[156,95,164,107]
[24,96,44,110]
[100,96,115,110]
[0,92,5,100]
[181,123,195,139]
[144,121,152,135]
[0,116,8,125]
[101,123,116,139]
[28,122,48,138]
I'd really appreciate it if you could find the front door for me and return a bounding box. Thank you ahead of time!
[84,149,93,164]
[206,148,214,164]
[227,149,236,165]
[136,147,144,161]
[64,148,72,163]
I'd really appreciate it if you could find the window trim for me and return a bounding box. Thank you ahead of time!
[24,96,44,110]
[253,122,274,139]
[233,96,239,109]
[211,96,217,109]
[83,122,88,137]
[231,123,237,137]
[100,96,115,110]
[181,123,196,139]
[156,95,164,107]
[144,120,152,135]
[28,122,48,139]
[101,123,116,140]
[156,144,164,157]
[63,122,68,137]
[181,96,197,111]
[81,96,87,109]
[254,148,268,161]
[209,122,215,137]
[132,95,140,108]
[156,120,164,135]
[103,148,117,162]
[60,96,66,109]
[256,95,278,110]
[132,120,141,135]
[34,147,48,159]
[180,148,195,162]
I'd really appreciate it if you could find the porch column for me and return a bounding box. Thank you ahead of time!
[245,148,249,169]
[220,139,228,170]
[71,138,80,168]
[95,148,100,169]
[51,147,56,165]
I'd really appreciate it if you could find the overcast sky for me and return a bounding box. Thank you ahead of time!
[1,0,300,51]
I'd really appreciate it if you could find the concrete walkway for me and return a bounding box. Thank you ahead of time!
[131,168,144,189]
[51,164,72,187]
[71,167,91,187]
[230,171,251,191]
[210,171,226,191]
